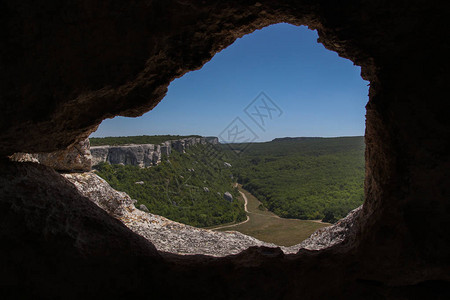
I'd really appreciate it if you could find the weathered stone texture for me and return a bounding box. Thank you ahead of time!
[90,136,218,167]
[1,0,449,298]
[62,171,283,256]
[0,161,164,298]
[10,139,92,171]
[294,205,362,251]
[63,171,352,256]
[223,191,233,202]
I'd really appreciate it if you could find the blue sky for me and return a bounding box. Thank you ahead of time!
[91,23,369,142]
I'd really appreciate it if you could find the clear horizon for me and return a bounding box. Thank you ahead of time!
[89,134,364,141]
[91,23,369,142]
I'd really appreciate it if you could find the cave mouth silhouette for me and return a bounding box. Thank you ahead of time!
[89,23,368,249]
[1,1,448,298]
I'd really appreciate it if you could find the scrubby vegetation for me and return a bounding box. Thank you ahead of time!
[221,137,365,223]
[94,135,364,226]
[94,145,245,227]
[90,135,201,146]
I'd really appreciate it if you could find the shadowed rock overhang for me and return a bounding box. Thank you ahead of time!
[0,0,449,299]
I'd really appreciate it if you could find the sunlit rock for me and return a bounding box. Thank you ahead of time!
[62,171,286,257]
[224,191,233,202]
[10,139,92,172]
[90,136,219,167]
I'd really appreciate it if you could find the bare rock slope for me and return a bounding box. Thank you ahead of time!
[63,171,280,256]
[291,206,362,251]
[63,171,360,256]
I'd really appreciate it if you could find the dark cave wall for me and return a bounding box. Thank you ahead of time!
[1,0,379,155]
[1,0,449,298]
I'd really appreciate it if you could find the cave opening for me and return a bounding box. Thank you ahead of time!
[1,1,448,298]
[87,23,369,255]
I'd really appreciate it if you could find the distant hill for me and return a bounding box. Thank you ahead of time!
[90,135,202,146]
[271,137,323,142]
[221,136,365,223]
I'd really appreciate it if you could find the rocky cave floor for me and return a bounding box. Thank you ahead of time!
[63,170,359,257]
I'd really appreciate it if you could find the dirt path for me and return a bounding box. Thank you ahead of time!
[238,185,328,224]
[249,210,327,224]
[209,190,250,230]
[211,186,328,231]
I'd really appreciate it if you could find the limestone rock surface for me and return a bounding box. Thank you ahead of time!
[0,160,169,298]
[223,191,233,202]
[10,139,92,171]
[286,206,362,252]
[63,171,287,257]
[91,136,218,167]
[62,171,363,257]
[139,204,149,212]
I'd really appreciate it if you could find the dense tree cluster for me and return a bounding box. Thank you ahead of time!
[94,135,364,226]
[90,135,201,146]
[221,137,365,223]
[94,145,245,227]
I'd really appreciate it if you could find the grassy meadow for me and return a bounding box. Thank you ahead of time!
[214,185,329,246]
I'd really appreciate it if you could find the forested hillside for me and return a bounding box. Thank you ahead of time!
[221,137,365,223]
[90,135,201,146]
[94,136,364,226]
[94,145,245,227]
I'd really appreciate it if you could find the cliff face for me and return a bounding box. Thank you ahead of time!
[91,144,161,167]
[91,136,219,167]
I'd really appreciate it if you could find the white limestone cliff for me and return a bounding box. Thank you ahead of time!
[90,136,219,167]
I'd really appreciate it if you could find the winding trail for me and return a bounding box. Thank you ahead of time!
[209,185,330,245]
[248,209,326,224]
[210,184,328,232]
[209,190,250,230]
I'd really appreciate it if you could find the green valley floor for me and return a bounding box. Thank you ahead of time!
[211,185,329,246]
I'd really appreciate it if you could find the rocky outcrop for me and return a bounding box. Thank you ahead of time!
[10,139,92,172]
[286,206,362,252]
[63,171,287,257]
[63,170,362,257]
[139,204,149,212]
[91,136,218,167]
[0,160,163,299]
[223,192,233,202]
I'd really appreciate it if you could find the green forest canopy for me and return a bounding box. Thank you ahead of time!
[93,135,365,226]
[94,145,245,228]
[221,136,365,223]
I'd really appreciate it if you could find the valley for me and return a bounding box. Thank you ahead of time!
[92,135,364,245]
[221,136,365,223]
[212,185,329,246]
